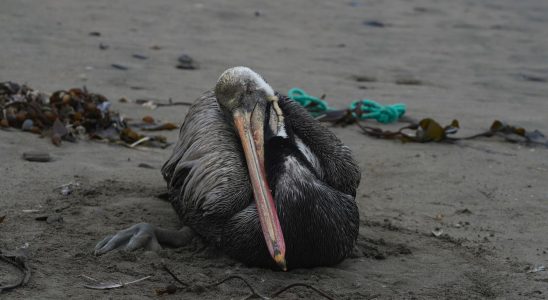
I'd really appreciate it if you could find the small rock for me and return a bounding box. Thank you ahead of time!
[46,214,63,224]
[432,228,443,237]
[142,116,155,124]
[61,186,72,196]
[363,20,386,28]
[52,133,62,146]
[455,208,472,214]
[99,43,109,50]
[176,54,198,70]
[138,163,155,169]
[396,78,422,85]
[132,54,148,60]
[21,119,33,131]
[156,284,177,295]
[518,74,547,83]
[22,151,51,162]
[89,31,101,36]
[111,64,129,70]
[353,75,377,82]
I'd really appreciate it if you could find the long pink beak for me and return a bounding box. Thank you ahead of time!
[233,108,287,271]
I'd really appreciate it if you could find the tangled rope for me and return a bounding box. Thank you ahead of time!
[287,88,406,123]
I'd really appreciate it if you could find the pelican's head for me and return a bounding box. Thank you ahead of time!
[214,67,287,271]
[215,66,276,112]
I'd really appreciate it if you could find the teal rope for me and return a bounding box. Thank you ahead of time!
[287,88,330,117]
[287,88,406,124]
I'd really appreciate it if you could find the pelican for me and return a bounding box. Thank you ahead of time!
[95,67,361,270]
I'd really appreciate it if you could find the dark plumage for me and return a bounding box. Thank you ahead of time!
[161,71,360,269]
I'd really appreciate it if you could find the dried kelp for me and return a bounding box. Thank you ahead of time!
[161,264,335,300]
[355,118,547,146]
[81,274,151,290]
[315,106,547,147]
[0,82,171,148]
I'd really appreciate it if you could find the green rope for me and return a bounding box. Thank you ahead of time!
[287,88,406,124]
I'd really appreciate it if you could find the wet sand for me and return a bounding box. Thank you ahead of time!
[1,0,548,299]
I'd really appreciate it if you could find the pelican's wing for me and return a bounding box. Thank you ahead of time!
[161,92,253,237]
[278,95,361,197]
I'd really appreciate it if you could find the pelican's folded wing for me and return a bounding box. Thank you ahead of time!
[278,95,361,197]
[161,92,253,239]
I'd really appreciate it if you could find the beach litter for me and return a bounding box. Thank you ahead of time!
[0,82,172,148]
[288,88,548,148]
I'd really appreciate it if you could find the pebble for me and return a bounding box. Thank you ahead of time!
[21,119,33,131]
[111,63,129,70]
[176,54,198,70]
[138,163,155,169]
[132,54,148,60]
[22,151,52,162]
[46,214,63,224]
[363,20,386,28]
[396,78,423,85]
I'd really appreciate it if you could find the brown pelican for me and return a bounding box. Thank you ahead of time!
[95,67,361,270]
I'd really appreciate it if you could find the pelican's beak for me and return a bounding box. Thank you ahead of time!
[232,101,287,271]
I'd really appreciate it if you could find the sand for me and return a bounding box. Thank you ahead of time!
[1,0,548,299]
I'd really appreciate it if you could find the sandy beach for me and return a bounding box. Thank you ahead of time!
[1,0,548,299]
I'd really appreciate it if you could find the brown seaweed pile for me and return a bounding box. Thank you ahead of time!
[0,82,171,148]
